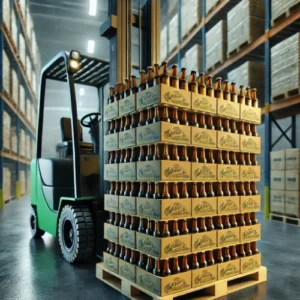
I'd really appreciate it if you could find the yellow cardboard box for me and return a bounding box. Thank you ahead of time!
[218,259,240,280]
[103,252,119,274]
[104,164,119,181]
[191,265,217,288]
[119,162,136,181]
[104,223,119,243]
[104,194,119,212]
[118,128,136,149]
[217,98,240,119]
[240,253,261,274]
[217,131,240,151]
[191,93,217,115]
[136,232,191,259]
[137,161,191,181]
[191,163,217,181]
[192,197,217,217]
[191,127,217,148]
[136,84,191,110]
[240,195,261,213]
[192,231,217,252]
[137,197,191,220]
[240,165,261,181]
[240,224,261,243]
[118,259,136,283]
[119,227,136,249]
[136,122,191,145]
[119,196,136,215]
[240,104,261,124]
[104,133,119,151]
[217,164,239,181]
[136,267,192,297]
[118,94,136,116]
[217,227,240,247]
[104,101,118,121]
[217,196,240,214]
[240,135,261,154]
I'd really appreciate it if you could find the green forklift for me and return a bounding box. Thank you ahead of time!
[29,50,109,263]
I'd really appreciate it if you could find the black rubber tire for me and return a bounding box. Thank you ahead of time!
[58,205,95,263]
[30,207,45,238]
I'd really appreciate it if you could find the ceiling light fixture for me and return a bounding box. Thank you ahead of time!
[79,88,85,96]
[87,40,95,54]
[89,0,97,16]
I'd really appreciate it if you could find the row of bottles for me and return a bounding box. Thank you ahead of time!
[106,62,259,108]
[106,112,258,136]
[106,242,259,275]
[106,146,258,165]
[107,181,259,198]
[107,213,258,235]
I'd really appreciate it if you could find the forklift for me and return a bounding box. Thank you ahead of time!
[29,0,161,263]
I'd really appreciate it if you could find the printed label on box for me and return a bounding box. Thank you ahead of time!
[218,196,240,214]
[104,223,119,243]
[104,194,119,212]
[104,102,118,121]
[240,105,261,124]
[192,197,217,217]
[218,131,240,151]
[119,227,136,248]
[240,135,261,154]
[240,166,260,181]
[104,133,119,151]
[218,259,240,280]
[285,191,300,217]
[285,170,300,191]
[119,94,136,116]
[218,98,240,119]
[192,231,217,252]
[191,94,217,114]
[285,149,300,170]
[103,252,119,274]
[119,129,136,148]
[240,224,261,242]
[270,151,285,170]
[217,164,239,181]
[240,253,261,274]
[192,163,217,181]
[240,195,261,212]
[191,127,217,148]
[270,171,285,191]
[218,227,240,247]
[270,190,285,214]
[192,265,217,288]
[119,260,136,282]
[104,164,119,181]
[119,196,136,215]
[119,162,136,181]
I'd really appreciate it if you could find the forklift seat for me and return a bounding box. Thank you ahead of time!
[56,117,93,157]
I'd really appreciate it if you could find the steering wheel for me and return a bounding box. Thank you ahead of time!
[80,112,102,128]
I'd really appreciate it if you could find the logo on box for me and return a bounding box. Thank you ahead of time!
[220,263,238,278]
[194,235,214,249]
[243,198,259,210]
[164,239,190,254]
[193,97,215,112]
[163,127,189,142]
[242,259,260,272]
[242,138,259,151]
[139,91,159,107]
[138,128,159,142]
[194,270,216,284]
[164,91,189,107]
[194,201,215,214]
[219,199,238,212]
[219,103,238,117]
[220,231,239,244]
[219,135,238,149]
[164,165,189,179]
[164,277,189,293]
[219,167,238,179]
[164,202,189,217]
[194,166,215,179]
[193,132,215,145]
[243,228,259,240]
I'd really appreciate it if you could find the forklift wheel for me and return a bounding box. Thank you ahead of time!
[30,207,45,238]
[58,205,95,263]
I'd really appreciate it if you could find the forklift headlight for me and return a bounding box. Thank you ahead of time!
[71,50,80,60]
[70,59,80,70]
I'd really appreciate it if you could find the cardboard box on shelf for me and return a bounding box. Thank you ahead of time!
[240,135,261,154]
[218,259,240,280]
[217,164,239,181]
[136,122,191,145]
[217,131,240,151]
[119,162,136,181]
[285,191,300,218]
[240,224,261,243]
[270,170,285,190]
[104,194,119,212]
[191,127,217,148]
[104,133,119,151]
[217,196,240,215]
[285,170,300,191]
[192,197,217,217]
[240,195,261,212]
[240,165,261,181]
[136,266,191,297]
[137,197,191,220]
[192,230,217,252]
[270,190,285,214]
[217,227,240,247]
[118,128,136,149]
[240,104,261,124]
[119,196,136,215]
[118,94,136,116]
[118,259,136,283]
[2,50,10,93]
[137,161,191,181]
[191,163,217,181]
[104,164,118,181]
[136,84,191,110]
[192,265,217,288]
[104,223,119,244]
[191,94,217,114]
[119,227,136,249]
[217,98,240,119]
[104,102,118,121]
[136,232,191,259]
[103,252,119,274]
[240,253,261,274]
[285,149,300,170]
[270,151,285,170]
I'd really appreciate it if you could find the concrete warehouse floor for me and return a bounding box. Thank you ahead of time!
[0,197,299,300]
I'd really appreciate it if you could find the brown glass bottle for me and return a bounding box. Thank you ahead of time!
[251,241,259,254]
[170,64,179,88]
[206,182,215,197]
[106,121,111,135]
[230,245,238,260]
[237,121,245,135]
[238,244,246,258]
[109,120,115,134]
[239,213,246,226]
[114,213,120,226]
[108,151,115,164]
[138,253,146,269]
[106,241,111,253]
[192,182,199,198]
[130,148,136,162]
[162,144,170,160]
[145,256,153,272]
[216,150,224,164]
[138,182,146,197]
[198,72,206,95]
[191,218,199,233]
[245,181,252,196]
[206,217,215,231]
[162,221,170,237]
[130,114,136,129]
[179,67,188,90]
[115,82,124,101]
[230,82,237,102]
[162,183,170,199]
[207,251,215,266]
[245,213,252,226]
[109,182,115,195]
[199,252,208,268]
[181,182,189,198]
[181,256,190,272]
[244,123,251,136]
[129,250,137,264]
[108,86,115,104]
[124,115,131,131]
[238,85,245,105]
[115,182,121,196]
[153,182,161,199]
[154,63,160,85]
[119,245,125,259]
[161,106,170,122]
[223,151,231,165]
[124,78,131,97]
[146,145,153,161]
[223,215,231,229]
[180,110,189,126]
[215,117,223,131]
[153,220,161,237]
[191,253,199,269]
[199,182,207,197]
[130,216,137,231]
[245,152,252,166]
[230,119,238,134]
[107,211,115,224]
[152,106,160,123]
[131,75,138,94]
[153,144,161,161]
[153,259,161,276]
[230,182,238,196]
[114,150,120,164]
[192,147,199,162]
[119,181,125,195]
[245,243,252,256]
[124,247,130,262]
[172,220,180,236]
[207,115,215,130]
[160,61,169,85]
[223,182,231,196]
[171,108,180,124]
[172,182,180,199]
[123,182,131,196]
[251,88,258,108]
[146,66,154,89]
[250,182,258,196]
[250,212,258,224]
[216,182,224,197]
[119,214,125,227]
[138,218,145,233]
[172,257,181,274]
[189,70,198,93]
[250,153,258,166]
[109,242,115,255]
[215,216,224,230]
[239,152,245,165]
[146,107,153,125]
[206,75,214,97]
[223,247,231,262]
[162,260,171,276]
[199,148,207,163]
[230,214,238,227]
[223,118,230,133]
[206,149,215,163]
[181,220,189,235]
[223,79,230,100]
[216,249,224,263]
[138,110,145,127]
[245,87,252,106]
[215,77,223,99]
[138,70,147,92]
[171,145,180,161]
[146,182,153,198]
[124,215,131,229]
[124,148,131,163]
[146,219,153,235]
[251,124,258,137]
[229,152,238,165]
[138,146,146,162]
[190,112,199,127]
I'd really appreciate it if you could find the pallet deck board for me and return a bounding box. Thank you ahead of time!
[270,213,300,226]
[96,263,267,300]
[272,88,300,102]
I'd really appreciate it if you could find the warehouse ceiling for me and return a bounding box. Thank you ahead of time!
[29,0,110,68]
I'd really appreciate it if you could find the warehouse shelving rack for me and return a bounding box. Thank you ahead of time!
[164,0,300,219]
[0,0,38,208]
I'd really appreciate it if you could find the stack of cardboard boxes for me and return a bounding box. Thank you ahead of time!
[270,149,300,218]
[101,67,263,297]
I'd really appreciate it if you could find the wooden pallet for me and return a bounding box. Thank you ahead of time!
[271,1,300,26]
[271,88,300,102]
[270,213,300,226]
[96,263,267,300]
[227,40,253,58]
[206,60,224,74]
